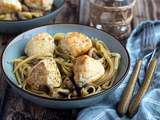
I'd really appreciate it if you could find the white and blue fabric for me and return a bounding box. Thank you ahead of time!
[77,21,160,120]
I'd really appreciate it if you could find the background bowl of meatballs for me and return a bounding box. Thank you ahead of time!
[2,24,130,109]
[0,0,64,34]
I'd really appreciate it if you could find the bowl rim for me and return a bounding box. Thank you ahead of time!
[0,0,65,23]
[2,24,130,101]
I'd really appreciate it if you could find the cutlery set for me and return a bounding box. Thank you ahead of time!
[117,23,160,117]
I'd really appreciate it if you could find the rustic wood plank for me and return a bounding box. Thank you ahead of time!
[0,35,16,118]
[132,0,160,28]
[55,0,80,24]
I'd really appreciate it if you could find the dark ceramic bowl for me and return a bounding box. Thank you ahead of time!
[2,24,130,109]
[0,0,64,34]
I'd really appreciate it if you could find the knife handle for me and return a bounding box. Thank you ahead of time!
[117,59,142,116]
[128,58,157,117]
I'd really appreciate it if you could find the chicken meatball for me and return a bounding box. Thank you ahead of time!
[0,0,22,14]
[25,33,55,57]
[73,55,105,87]
[24,0,54,11]
[60,32,92,57]
[26,58,62,91]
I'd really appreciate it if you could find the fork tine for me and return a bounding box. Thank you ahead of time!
[141,24,147,50]
[146,23,152,49]
[144,23,149,49]
[151,24,156,48]
[143,24,147,48]
[148,23,152,47]
[147,23,152,49]
[151,24,155,49]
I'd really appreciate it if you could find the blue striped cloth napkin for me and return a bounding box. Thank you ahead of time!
[77,21,160,120]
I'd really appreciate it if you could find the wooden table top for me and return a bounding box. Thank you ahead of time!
[0,0,160,120]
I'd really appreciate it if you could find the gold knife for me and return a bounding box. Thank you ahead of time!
[117,59,142,116]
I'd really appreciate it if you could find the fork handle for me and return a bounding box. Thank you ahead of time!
[117,59,142,116]
[128,58,157,117]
